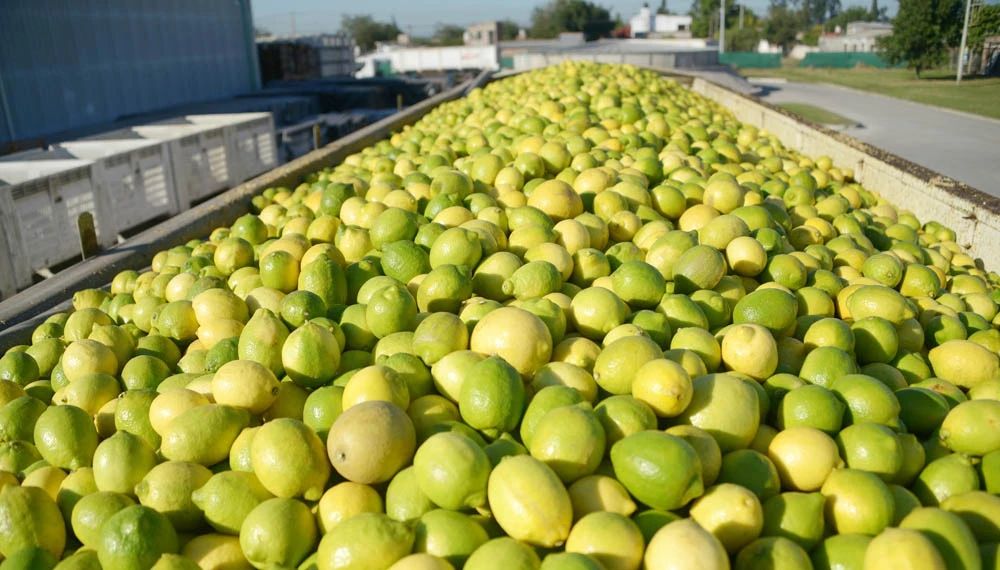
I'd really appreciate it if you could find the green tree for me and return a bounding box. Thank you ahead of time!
[340,15,402,52]
[879,0,962,77]
[657,0,672,15]
[690,0,741,38]
[499,20,522,40]
[727,27,763,51]
[434,24,466,46]
[968,4,1000,65]
[530,0,615,40]
[765,1,805,50]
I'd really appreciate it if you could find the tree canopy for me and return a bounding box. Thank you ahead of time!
[879,0,962,77]
[433,24,466,46]
[530,0,616,40]
[340,14,401,52]
[499,20,522,41]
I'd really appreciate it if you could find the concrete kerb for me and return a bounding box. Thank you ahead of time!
[0,70,492,350]
[690,77,1000,267]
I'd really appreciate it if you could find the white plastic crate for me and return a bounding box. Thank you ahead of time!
[0,159,114,290]
[0,190,20,299]
[179,113,278,183]
[128,123,233,206]
[49,140,178,233]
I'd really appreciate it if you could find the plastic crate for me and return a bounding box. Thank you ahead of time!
[46,140,178,233]
[128,123,233,206]
[180,113,278,183]
[0,159,113,290]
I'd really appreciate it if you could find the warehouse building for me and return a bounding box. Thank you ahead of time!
[0,0,261,150]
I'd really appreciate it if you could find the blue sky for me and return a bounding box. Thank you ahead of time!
[253,0,900,37]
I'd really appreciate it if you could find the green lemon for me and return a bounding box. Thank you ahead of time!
[529,405,605,484]
[316,512,415,570]
[459,356,525,440]
[239,498,318,570]
[0,485,66,559]
[413,509,489,568]
[820,468,894,536]
[250,418,329,501]
[761,492,826,551]
[92,431,157,497]
[159,404,251,466]
[734,536,813,570]
[836,422,903,482]
[413,432,490,511]
[33,405,98,471]
[70,491,136,548]
[718,449,782,502]
[97,505,178,570]
[644,519,728,570]
[464,537,540,570]
[611,430,703,511]
[913,453,980,507]
[810,534,872,570]
[135,461,211,531]
[899,507,982,570]
[592,335,663,395]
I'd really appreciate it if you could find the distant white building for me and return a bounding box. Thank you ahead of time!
[818,21,893,52]
[630,3,693,38]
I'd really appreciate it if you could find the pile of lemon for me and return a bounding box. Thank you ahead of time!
[3,61,1000,570]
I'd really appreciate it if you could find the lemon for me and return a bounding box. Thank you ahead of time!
[775,383,844,434]
[767,427,842,492]
[470,307,553,377]
[238,309,290,378]
[913,453,980,507]
[389,554,456,570]
[282,322,341,389]
[540,553,605,570]
[55,466,97,521]
[563,511,643,570]
[135,461,212,531]
[98,505,178,570]
[669,327,721,373]
[631,359,692,418]
[417,264,474,314]
[941,491,1000,543]
[567,474,637,520]
[592,335,663,395]
[92,431,157,496]
[529,362,598,405]
[721,324,778,380]
[0,395,46,444]
[211,360,281,415]
[929,339,1000,390]
[671,245,727,294]
[412,313,469,366]
[148,389,209,437]
[570,287,630,341]
[761,492,826,551]
[61,339,118,383]
[0,485,66,558]
[644,519,729,570]
[430,351,485,404]
[820,468,894,535]
[316,512,415,570]
[836,422,903,482]
[829,373,900,427]
[520,386,587,448]
[676,373,760,453]
[845,284,916,324]
[689,483,765,554]
[863,528,946,570]
[459,356,525,440]
[734,536,813,570]
[328,400,416,485]
[0,546,60,569]
[21,465,66,499]
[191,470,272,536]
[487,455,572,547]
[594,395,657,447]
[503,260,563,301]
[611,430,703,511]
[529,405,605,484]
[899,507,982,570]
[413,509,489,568]
[180,534,250,570]
[244,418,328,502]
[315,482,381,533]
[465,537,541,570]
[717,449,782,503]
[33,405,98,470]
[0,352,40,387]
[811,534,872,570]
[159,404,251,466]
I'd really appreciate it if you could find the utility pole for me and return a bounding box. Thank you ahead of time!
[739,3,744,29]
[957,0,972,83]
[720,0,727,53]
[290,11,297,38]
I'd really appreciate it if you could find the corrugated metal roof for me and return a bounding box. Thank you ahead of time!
[0,0,261,144]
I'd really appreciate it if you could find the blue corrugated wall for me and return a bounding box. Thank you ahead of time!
[0,0,261,144]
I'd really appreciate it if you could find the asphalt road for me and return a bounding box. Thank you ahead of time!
[752,80,1000,197]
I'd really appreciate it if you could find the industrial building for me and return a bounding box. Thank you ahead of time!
[0,0,260,149]
[629,3,694,38]
[818,21,893,52]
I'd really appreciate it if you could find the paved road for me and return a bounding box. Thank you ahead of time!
[752,80,1000,197]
